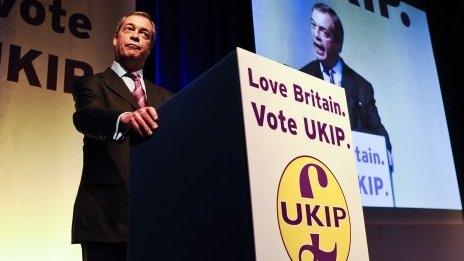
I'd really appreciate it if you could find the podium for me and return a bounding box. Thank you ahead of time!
[129,51,255,260]
[129,48,369,260]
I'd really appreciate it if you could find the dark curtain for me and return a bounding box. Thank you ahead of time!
[136,0,255,93]
[425,1,464,204]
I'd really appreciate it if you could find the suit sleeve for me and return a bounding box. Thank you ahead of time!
[360,82,392,152]
[72,79,125,141]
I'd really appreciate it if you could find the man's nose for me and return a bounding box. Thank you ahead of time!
[130,31,140,41]
[314,28,321,40]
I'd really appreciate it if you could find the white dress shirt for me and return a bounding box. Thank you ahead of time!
[320,59,343,87]
[111,61,147,96]
[111,61,146,140]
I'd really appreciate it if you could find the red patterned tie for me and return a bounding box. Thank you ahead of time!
[129,72,147,108]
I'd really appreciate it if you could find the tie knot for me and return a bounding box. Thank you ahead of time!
[128,72,140,81]
[323,67,333,76]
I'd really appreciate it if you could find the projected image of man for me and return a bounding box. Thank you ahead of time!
[300,2,393,171]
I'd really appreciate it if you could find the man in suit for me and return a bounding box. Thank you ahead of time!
[71,11,172,260]
[300,3,393,170]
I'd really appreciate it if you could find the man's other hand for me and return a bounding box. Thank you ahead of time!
[387,150,394,174]
[120,107,158,137]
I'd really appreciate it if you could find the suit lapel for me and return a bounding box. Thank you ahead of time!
[101,68,139,109]
[302,61,324,80]
[312,63,324,80]
[341,62,356,103]
[145,80,163,108]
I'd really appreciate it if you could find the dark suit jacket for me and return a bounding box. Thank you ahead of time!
[300,60,392,151]
[71,68,172,243]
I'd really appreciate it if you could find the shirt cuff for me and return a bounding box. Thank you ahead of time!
[113,112,131,140]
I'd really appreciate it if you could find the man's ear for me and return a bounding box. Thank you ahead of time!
[112,36,117,47]
[337,42,343,54]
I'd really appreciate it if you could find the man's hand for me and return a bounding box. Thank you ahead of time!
[120,107,158,137]
[387,150,394,174]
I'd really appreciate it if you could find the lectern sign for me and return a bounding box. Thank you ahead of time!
[236,48,368,260]
[277,156,350,260]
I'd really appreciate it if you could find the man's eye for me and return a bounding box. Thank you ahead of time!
[123,26,134,33]
[141,31,150,39]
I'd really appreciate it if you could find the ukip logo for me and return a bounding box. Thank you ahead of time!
[277,156,351,261]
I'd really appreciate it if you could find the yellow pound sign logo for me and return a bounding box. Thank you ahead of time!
[277,156,351,261]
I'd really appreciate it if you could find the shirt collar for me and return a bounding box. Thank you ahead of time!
[111,60,144,79]
[319,58,343,76]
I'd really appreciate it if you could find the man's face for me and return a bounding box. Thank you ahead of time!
[311,9,341,67]
[113,15,154,70]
